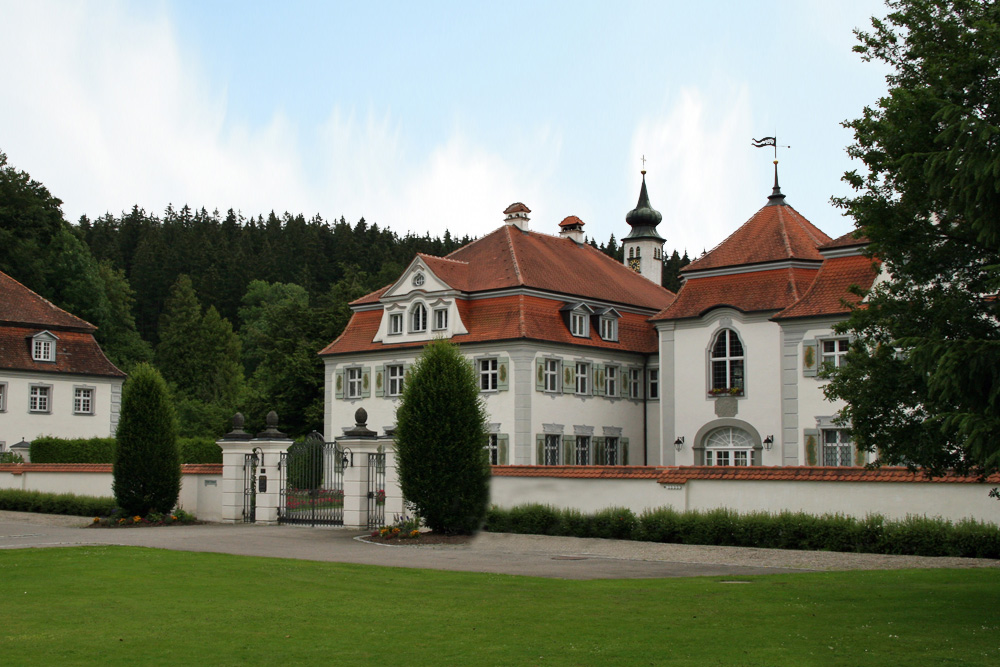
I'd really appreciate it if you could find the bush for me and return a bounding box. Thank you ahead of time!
[486,504,1000,559]
[27,436,220,464]
[395,340,491,535]
[0,452,24,464]
[113,363,181,515]
[29,437,116,463]
[0,489,116,517]
[286,435,325,490]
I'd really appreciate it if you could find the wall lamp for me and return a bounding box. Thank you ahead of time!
[763,435,774,451]
[673,436,685,451]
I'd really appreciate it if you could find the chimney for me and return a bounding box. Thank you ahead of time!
[503,202,531,231]
[558,215,586,244]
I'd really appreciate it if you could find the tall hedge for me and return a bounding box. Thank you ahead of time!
[113,363,181,514]
[29,436,221,464]
[395,339,491,535]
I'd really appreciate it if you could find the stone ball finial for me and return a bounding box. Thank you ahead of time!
[232,412,245,429]
[354,408,368,426]
[266,410,279,427]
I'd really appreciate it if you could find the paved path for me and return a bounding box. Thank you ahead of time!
[1,511,996,580]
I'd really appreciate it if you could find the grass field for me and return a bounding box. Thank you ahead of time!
[1,547,997,665]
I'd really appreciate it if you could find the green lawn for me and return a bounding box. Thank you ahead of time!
[1,547,997,666]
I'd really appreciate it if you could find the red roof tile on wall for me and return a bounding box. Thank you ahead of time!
[654,466,1000,485]
[773,254,880,320]
[684,203,831,272]
[652,267,819,320]
[0,326,125,377]
[320,294,660,356]
[492,465,664,479]
[0,271,95,331]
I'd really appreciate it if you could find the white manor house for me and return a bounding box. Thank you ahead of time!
[320,169,880,471]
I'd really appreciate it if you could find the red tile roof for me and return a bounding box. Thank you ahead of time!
[352,226,675,310]
[652,267,820,321]
[684,202,831,273]
[321,294,661,356]
[0,328,125,378]
[773,254,880,320]
[559,215,584,228]
[654,466,1000,485]
[503,202,531,214]
[820,230,870,250]
[0,271,95,331]
[492,465,664,480]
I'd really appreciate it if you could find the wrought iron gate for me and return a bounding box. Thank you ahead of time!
[242,452,258,523]
[278,436,344,526]
[366,450,386,529]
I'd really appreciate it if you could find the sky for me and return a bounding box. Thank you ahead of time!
[1,0,891,257]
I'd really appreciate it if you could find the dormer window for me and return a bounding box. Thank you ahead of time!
[388,313,403,335]
[433,308,448,330]
[410,303,427,332]
[594,307,621,342]
[31,333,57,362]
[570,312,588,337]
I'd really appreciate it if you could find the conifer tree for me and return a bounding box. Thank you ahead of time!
[394,340,491,534]
[113,363,180,515]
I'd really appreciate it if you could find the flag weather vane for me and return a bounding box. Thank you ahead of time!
[751,136,791,161]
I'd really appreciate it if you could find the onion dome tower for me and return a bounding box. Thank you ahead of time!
[623,170,665,284]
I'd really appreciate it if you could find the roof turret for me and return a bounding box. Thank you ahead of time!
[624,171,664,241]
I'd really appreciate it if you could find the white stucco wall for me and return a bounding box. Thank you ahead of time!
[0,371,122,447]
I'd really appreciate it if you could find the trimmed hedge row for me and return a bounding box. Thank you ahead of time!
[28,437,222,464]
[0,489,116,517]
[483,504,1000,559]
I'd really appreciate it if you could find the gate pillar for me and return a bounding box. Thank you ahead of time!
[217,412,292,524]
[337,407,398,529]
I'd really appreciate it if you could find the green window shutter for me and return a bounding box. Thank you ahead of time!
[536,434,544,464]
[535,359,545,391]
[594,363,604,396]
[498,358,509,391]
[621,437,630,465]
[594,437,606,465]
[361,367,371,398]
[335,369,345,399]
[804,429,819,465]
[563,436,575,465]
[375,365,385,398]
[556,360,563,393]
[564,364,575,393]
[803,340,819,377]
[498,434,509,464]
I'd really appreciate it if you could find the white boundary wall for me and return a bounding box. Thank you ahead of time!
[490,471,1000,525]
[0,464,223,522]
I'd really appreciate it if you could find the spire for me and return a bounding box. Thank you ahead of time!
[624,170,664,240]
[766,159,787,206]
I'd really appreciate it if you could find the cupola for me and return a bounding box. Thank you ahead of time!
[503,202,531,231]
[558,215,586,244]
[622,170,665,284]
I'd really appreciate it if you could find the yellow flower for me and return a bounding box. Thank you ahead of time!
[93,517,100,523]
[170,515,178,521]
[133,516,142,522]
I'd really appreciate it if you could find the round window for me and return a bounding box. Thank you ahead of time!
[412,273,425,287]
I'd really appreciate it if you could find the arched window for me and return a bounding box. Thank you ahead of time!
[635,246,641,258]
[704,427,754,466]
[710,329,745,394]
[628,247,634,259]
[410,303,427,332]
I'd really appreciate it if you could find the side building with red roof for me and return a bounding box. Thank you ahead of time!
[652,170,879,468]
[0,271,126,456]
[321,169,881,469]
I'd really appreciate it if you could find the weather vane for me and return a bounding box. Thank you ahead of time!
[751,136,791,161]
[641,154,647,170]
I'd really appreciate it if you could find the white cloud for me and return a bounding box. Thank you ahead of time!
[630,85,756,257]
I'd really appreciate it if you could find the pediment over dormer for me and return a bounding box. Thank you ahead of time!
[30,330,59,362]
[380,255,469,301]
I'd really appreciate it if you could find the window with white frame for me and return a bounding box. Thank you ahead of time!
[604,436,620,465]
[388,312,403,335]
[410,303,427,332]
[710,329,745,393]
[570,312,588,337]
[629,368,641,399]
[74,387,94,415]
[487,434,499,465]
[575,436,590,465]
[648,368,659,399]
[600,317,618,341]
[433,308,448,330]
[575,362,590,394]
[822,429,854,466]
[821,338,850,368]
[605,365,618,396]
[544,359,559,392]
[544,434,560,465]
[33,338,54,362]
[387,365,404,397]
[29,385,50,413]
[704,427,753,466]
[0,383,6,412]
[346,368,363,399]
[480,358,498,391]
